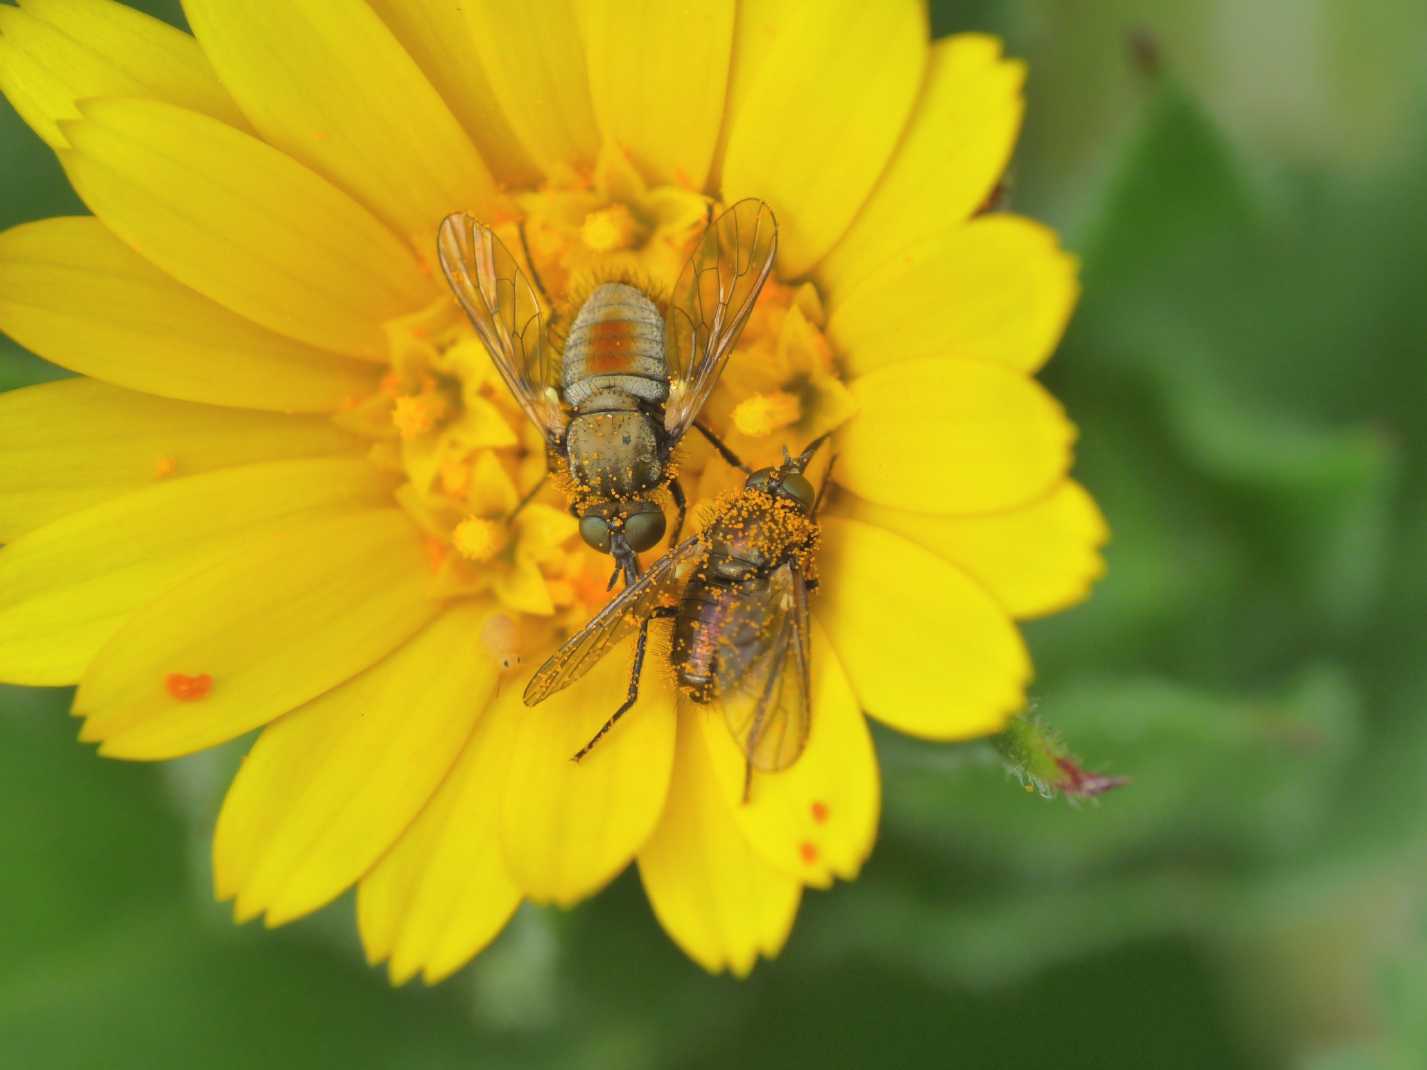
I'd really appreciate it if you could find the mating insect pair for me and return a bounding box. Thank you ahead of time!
[440,197,826,789]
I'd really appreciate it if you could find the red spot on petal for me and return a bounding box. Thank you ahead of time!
[799,842,818,865]
[811,801,829,824]
[165,672,213,702]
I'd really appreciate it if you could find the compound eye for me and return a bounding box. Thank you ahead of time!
[579,514,612,553]
[745,468,777,493]
[623,508,667,552]
[779,472,816,511]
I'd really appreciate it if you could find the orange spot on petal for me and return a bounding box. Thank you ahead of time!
[165,672,213,701]
[799,841,818,865]
[811,801,829,824]
[153,456,178,479]
[423,535,449,574]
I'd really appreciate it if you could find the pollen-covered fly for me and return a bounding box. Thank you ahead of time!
[437,199,777,587]
[524,436,831,798]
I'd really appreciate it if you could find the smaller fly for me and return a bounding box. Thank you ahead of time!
[437,199,777,587]
[524,437,832,797]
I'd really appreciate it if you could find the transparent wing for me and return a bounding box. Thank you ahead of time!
[663,198,778,437]
[715,563,812,772]
[523,533,711,706]
[437,212,566,442]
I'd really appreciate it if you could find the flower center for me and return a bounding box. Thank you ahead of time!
[339,144,859,657]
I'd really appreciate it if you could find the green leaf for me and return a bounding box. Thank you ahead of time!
[0,687,494,1067]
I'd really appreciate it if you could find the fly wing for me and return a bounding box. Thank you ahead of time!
[437,212,566,443]
[663,198,778,437]
[715,562,812,772]
[523,533,711,706]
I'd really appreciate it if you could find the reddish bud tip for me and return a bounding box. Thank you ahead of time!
[1054,757,1130,798]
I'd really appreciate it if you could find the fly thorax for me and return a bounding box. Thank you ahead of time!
[562,283,668,407]
[565,409,663,497]
[705,498,791,574]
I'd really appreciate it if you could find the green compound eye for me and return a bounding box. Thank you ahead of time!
[623,509,667,552]
[579,514,612,553]
[779,472,816,511]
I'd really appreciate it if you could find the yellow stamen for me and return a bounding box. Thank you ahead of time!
[581,204,643,253]
[452,516,508,562]
[731,390,802,438]
[392,392,448,439]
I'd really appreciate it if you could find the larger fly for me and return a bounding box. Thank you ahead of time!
[437,199,778,586]
[524,436,831,797]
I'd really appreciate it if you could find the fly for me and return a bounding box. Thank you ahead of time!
[524,436,832,799]
[437,199,778,586]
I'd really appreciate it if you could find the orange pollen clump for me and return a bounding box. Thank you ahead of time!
[391,391,448,439]
[423,535,449,573]
[811,801,829,824]
[165,672,213,701]
[731,390,802,438]
[580,203,643,253]
[153,456,178,479]
[452,516,507,562]
[799,842,819,865]
[439,459,470,496]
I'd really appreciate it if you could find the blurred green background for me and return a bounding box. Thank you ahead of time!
[4,2,1426,1067]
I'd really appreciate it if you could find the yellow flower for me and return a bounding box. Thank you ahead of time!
[0,0,1106,981]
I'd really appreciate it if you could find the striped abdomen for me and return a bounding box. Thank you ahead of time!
[562,282,668,408]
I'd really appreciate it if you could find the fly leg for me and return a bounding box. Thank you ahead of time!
[510,471,548,520]
[514,444,564,521]
[694,421,751,474]
[812,452,838,516]
[572,607,676,762]
[667,477,688,547]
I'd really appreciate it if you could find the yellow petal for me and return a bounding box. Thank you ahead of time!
[828,215,1079,377]
[500,631,676,905]
[58,97,428,359]
[492,557,555,618]
[834,481,1108,619]
[719,0,926,276]
[0,457,392,687]
[74,508,440,759]
[0,378,356,540]
[816,516,1029,740]
[836,357,1074,515]
[0,0,244,149]
[701,622,878,888]
[215,602,500,928]
[584,0,733,189]
[0,217,375,411]
[819,34,1026,296]
[183,0,500,246]
[358,681,523,985]
[365,0,540,188]
[463,1,599,178]
[638,705,801,977]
